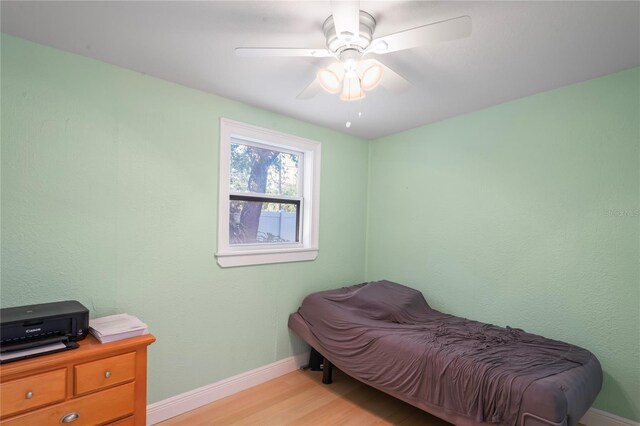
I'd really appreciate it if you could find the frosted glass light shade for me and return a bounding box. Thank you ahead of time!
[340,75,365,101]
[317,68,341,94]
[359,62,384,91]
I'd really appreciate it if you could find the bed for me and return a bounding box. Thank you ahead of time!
[288,280,602,426]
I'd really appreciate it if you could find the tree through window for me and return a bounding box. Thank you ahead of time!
[229,140,301,245]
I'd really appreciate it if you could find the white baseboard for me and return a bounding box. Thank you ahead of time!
[581,408,639,426]
[146,351,309,425]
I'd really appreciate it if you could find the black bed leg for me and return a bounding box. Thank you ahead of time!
[322,358,333,384]
[308,347,323,371]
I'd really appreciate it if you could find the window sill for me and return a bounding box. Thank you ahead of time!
[215,248,319,268]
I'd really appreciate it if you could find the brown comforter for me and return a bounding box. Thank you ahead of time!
[297,280,597,425]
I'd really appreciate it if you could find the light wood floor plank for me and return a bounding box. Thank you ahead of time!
[159,369,450,425]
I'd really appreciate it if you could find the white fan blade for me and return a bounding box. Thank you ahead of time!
[235,48,333,58]
[296,79,322,100]
[368,15,471,54]
[378,62,411,93]
[331,1,360,43]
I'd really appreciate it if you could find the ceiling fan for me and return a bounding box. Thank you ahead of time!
[235,2,472,101]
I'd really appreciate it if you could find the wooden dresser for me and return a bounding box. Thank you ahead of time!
[0,334,155,425]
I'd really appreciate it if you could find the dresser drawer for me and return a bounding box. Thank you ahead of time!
[107,415,135,426]
[0,368,66,418]
[74,352,135,396]
[2,381,135,426]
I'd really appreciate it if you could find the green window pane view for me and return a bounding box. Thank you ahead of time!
[230,140,300,196]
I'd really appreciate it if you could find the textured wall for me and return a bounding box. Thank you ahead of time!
[0,35,369,403]
[3,33,639,421]
[367,68,640,421]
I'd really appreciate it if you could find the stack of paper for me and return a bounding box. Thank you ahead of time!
[89,314,149,343]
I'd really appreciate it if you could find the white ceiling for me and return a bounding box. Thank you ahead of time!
[2,1,639,139]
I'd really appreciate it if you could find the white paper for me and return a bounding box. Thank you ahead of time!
[91,328,148,343]
[90,314,147,336]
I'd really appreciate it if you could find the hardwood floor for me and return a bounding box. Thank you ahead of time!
[158,368,587,426]
[158,368,452,425]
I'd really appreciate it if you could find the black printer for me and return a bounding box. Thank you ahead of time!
[0,300,89,363]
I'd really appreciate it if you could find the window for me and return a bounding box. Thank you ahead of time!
[216,119,321,267]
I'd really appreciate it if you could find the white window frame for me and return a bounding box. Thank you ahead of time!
[216,118,320,267]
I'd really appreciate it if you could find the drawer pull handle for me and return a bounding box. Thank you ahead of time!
[26,391,34,399]
[105,370,111,378]
[60,412,80,423]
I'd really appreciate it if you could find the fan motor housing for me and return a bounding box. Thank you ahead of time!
[323,11,376,54]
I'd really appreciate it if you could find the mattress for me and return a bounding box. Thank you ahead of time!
[288,281,602,426]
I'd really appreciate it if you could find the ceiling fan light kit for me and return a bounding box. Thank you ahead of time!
[317,56,383,100]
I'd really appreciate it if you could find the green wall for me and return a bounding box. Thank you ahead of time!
[367,68,640,420]
[0,35,369,403]
[2,33,639,422]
